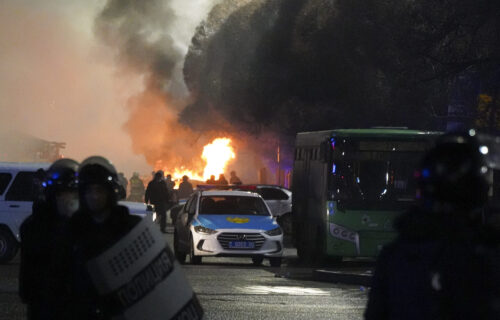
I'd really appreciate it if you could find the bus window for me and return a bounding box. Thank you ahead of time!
[330,148,423,210]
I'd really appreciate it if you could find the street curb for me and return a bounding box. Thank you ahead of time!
[313,270,372,287]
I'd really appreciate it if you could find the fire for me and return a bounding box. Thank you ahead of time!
[201,138,235,180]
[161,137,236,186]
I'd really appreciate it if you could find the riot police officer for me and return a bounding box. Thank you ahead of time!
[19,159,79,319]
[70,156,140,319]
[365,132,500,320]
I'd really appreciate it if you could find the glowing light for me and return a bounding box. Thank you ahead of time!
[480,146,489,155]
[240,286,330,296]
[159,137,235,185]
[202,138,235,180]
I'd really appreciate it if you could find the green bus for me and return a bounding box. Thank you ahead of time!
[292,128,441,262]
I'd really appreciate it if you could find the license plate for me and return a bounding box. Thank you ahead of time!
[229,241,255,249]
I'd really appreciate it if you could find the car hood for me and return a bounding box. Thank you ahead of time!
[195,214,278,231]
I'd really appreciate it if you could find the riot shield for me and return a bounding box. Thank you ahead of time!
[86,217,203,320]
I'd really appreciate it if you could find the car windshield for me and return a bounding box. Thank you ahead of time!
[199,195,270,216]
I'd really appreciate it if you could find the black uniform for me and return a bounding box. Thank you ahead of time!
[366,207,500,320]
[145,179,170,231]
[178,180,194,199]
[365,132,500,320]
[70,205,140,319]
[19,202,74,319]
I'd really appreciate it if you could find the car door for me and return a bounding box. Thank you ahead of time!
[176,194,198,250]
[0,171,37,241]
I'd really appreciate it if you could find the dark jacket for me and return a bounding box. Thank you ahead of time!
[70,205,140,319]
[177,181,194,199]
[19,202,73,319]
[365,206,500,320]
[145,179,170,209]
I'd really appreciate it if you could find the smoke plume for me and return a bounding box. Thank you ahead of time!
[0,0,151,175]
[94,0,224,176]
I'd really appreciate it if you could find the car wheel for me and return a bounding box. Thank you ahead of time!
[174,230,186,264]
[251,256,264,266]
[269,257,282,267]
[189,236,202,265]
[0,229,18,264]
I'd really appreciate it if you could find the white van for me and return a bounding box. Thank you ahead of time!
[0,162,154,263]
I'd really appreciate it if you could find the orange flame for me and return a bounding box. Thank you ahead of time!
[161,137,235,187]
[201,138,235,180]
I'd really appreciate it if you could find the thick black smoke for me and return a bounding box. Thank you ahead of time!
[94,0,224,174]
[182,0,500,137]
[95,0,183,94]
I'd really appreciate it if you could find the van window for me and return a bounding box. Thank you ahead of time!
[0,173,12,195]
[5,172,37,201]
[258,188,289,200]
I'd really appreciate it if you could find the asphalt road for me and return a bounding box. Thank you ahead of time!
[0,229,369,320]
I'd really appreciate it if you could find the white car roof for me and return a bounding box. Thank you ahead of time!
[0,162,50,171]
[200,190,261,197]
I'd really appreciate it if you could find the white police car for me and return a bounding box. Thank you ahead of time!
[173,190,283,266]
[0,162,155,264]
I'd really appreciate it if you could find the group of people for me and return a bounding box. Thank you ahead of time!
[206,171,242,185]
[19,156,141,319]
[145,171,194,233]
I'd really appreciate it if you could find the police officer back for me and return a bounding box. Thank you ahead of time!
[365,132,500,320]
[19,159,80,319]
[145,171,170,233]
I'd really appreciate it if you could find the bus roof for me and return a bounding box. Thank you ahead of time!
[296,128,442,146]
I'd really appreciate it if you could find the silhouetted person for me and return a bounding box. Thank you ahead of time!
[128,172,145,202]
[70,156,140,319]
[206,175,217,184]
[217,174,228,185]
[165,174,177,205]
[178,175,194,199]
[365,132,500,320]
[229,171,242,185]
[20,159,80,319]
[165,174,175,192]
[145,171,170,232]
[117,172,128,199]
[31,168,46,212]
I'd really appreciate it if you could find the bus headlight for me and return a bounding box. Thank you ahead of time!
[194,225,217,234]
[265,227,283,236]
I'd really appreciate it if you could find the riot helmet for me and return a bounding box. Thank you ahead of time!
[78,156,121,209]
[44,158,79,196]
[416,131,490,215]
[44,158,80,218]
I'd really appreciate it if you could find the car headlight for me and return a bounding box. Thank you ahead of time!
[265,227,282,236]
[194,225,217,234]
